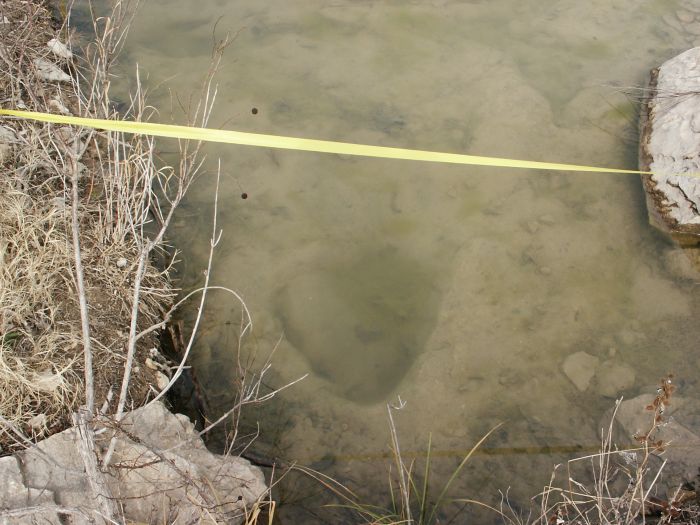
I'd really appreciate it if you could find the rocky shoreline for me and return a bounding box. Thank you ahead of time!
[1,402,266,524]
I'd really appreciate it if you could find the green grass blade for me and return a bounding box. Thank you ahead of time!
[426,423,503,524]
[419,433,432,525]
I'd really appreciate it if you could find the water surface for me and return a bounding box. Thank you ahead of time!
[121,0,700,521]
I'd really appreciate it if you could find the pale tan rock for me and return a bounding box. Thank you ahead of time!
[32,58,70,83]
[0,456,46,509]
[0,143,13,164]
[0,125,18,143]
[154,370,169,391]
[562,351,599,392]
[28,413,47,432]
[31,368,65,393]
[48,98,71,115]
[111,402,266,524]
[47,38,72,60]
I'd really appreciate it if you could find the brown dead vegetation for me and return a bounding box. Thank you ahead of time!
[0,0,168,454]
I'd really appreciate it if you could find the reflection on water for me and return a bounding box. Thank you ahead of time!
[120,0,700,521]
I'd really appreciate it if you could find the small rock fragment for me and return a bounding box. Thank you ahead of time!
[155,371,170,391]
[0,125,18,143]
[28,413,47,432]
[0,143,12,164]
[144,357,159,371]
[47,38,73,60]
[562,351,599,392]
[49,98,71,115]
[33,58,70,83]
[33,368,64,393]
[116,257,128,268]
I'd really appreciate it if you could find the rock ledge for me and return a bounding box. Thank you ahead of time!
[0,402,267,525]
[640,47,700,246]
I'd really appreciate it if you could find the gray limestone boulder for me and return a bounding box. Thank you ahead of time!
[0,402,267,524]
[613,394,700,482]
[639,47,700,246]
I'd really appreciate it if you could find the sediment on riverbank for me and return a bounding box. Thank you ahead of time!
[0,0,172,453]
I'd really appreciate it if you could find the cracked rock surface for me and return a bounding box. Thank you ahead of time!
[0,402,267,525]
[640,46,700,245]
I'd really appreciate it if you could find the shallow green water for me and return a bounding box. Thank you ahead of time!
[119,0,700,521]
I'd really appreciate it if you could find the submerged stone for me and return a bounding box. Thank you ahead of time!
[275,247,442,404]
[562,350,599,392]
[663,246,700,280]
[614,394,700,481]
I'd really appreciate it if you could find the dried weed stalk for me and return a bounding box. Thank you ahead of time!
[534,375,700,525]
[0,1,298,522]
[1,0,222,453]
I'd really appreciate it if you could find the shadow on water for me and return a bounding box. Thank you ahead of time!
[275,245,443,404]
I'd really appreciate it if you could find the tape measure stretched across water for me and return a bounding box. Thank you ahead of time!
[0,108,653,176]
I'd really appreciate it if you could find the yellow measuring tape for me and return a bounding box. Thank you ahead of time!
[0,108,654,175]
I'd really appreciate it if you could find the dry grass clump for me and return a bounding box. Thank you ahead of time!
[0,0,172,453]
[534,375,700,525]
[299,379,700,525]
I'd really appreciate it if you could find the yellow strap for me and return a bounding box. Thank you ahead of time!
[0,108,655,175]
